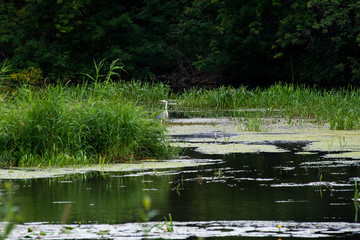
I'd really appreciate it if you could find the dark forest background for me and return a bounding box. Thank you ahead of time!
[0,0,359,89]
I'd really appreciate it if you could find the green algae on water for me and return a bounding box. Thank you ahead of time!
[0,159,211,179]
[169,118,360,156]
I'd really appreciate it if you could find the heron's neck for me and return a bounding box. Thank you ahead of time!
[164,102,168,110]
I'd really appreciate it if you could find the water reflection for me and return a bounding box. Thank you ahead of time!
[0,146,357,226]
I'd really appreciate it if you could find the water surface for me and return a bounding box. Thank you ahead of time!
[2,120,360,239]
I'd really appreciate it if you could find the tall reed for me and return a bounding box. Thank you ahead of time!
[174,83,360,130]
[1,80,360,167]
[0,83,177,167]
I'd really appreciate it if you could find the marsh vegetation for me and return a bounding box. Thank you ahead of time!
[2,80,360,167]
[1,1,359,238]
[1,81,360,239]
[174,84,360,131]
[0,82,176,167]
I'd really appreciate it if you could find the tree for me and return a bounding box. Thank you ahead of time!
[0,0,359,87]
[271,0,360,86]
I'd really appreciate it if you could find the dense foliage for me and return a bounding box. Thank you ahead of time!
[0,0,359,88]
[0,82,176,167]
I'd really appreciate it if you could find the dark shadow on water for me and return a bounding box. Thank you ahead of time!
[2,142,360,239]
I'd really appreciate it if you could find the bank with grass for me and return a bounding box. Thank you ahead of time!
[0,82,177,167]
[1,81,360,167]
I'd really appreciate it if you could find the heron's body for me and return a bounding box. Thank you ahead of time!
[156,100,168,122]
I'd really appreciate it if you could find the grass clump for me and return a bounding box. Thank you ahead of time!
[243,117,267,132]
[2,78,360,167]
[0,60,11,82]
[174,83,360,130]
[0,84,177,167]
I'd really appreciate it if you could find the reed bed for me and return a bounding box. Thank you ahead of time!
[174,84,360,130]
[1,80,360,167]
[0,82,176,167]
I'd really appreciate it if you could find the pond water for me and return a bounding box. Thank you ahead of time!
[2,118,360,239]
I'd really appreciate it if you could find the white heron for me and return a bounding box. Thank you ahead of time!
[156,100,168,122]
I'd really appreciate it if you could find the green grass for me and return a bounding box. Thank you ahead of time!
[243,116,266,132]
[174,84,360,130]
[0,82,177,167]
[2,78,360,167]
[0,60,11,82]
